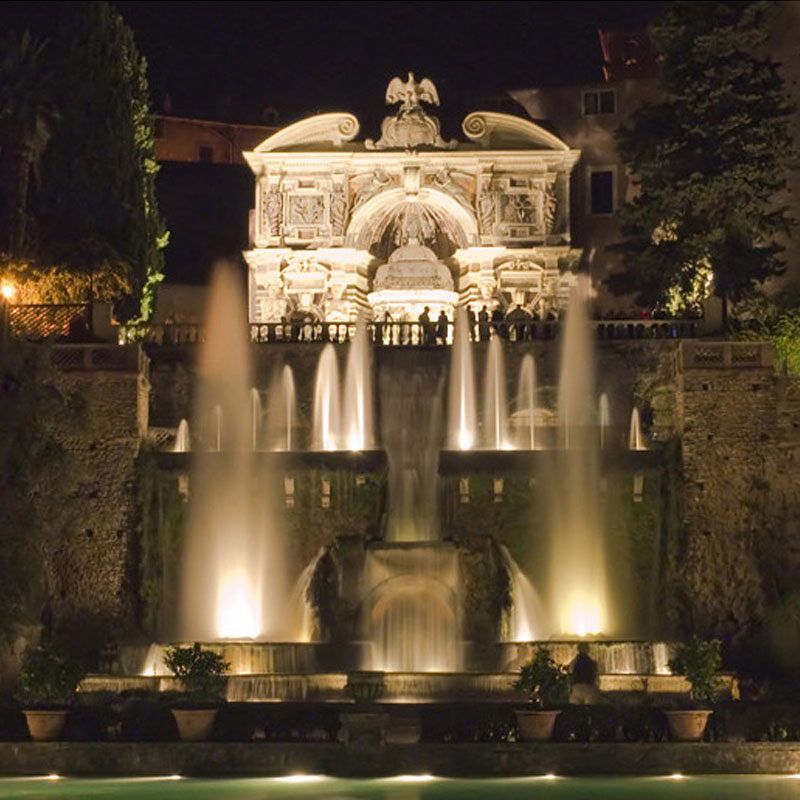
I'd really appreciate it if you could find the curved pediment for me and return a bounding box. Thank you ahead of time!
[254,112,360,152]
[462,111,569,151]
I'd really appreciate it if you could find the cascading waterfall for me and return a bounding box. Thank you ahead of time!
[500,546,546,641]
[343,319,375,451]
[179,262,288,641]
[267,365,296,451]
[516,354,537,450]
[548,279,610,637]
[364,545,461,672]
[289,548,326,643]
[629,407,645,450]
[312,344,341,451]
[599,393,610,450]
[483,336,509,449]
[447,307,476,450]
[173,419,190,453]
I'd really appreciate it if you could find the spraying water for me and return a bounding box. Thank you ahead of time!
[173,419,190,453]
[312,345,341,451]
[483,336,509,449]
[549,278,609,637]
[516,354,537,450]
[250,388,262,451]
[447,307,476,450]
[343,319,375,451]
[179,262,288,641]
[501,546,546,641]
[268,365,296,451]
[629,407,645,450]
[599,393,610,450]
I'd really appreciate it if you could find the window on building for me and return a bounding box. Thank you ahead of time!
[198,145,213,163]
[583,89,616,115]
[589,169,615,215]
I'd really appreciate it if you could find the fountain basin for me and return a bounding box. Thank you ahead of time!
[438,449,663,473]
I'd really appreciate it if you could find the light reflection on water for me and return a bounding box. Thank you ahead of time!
[1,776,800,800]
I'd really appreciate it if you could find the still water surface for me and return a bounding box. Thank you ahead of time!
[2,776,800,800]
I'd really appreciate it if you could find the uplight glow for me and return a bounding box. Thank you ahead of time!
[44,774,61,781]
[386,774,438,783]
[217,573,260,638]
[273,775,326,784]
[563,595,603,637]
[669,773,686,781]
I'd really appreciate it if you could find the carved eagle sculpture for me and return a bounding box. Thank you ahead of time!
[385,72,440,113]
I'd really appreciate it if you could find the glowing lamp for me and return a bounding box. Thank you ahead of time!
[1,282,16,301]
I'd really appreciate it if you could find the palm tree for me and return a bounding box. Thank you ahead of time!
[0,31,59,256]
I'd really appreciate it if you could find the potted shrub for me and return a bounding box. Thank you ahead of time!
[512,644,572,741]
[18,644,85,741]
[664,636,722,741]
[164,643,229,741]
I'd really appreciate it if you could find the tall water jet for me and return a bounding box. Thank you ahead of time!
[549,278,610,636]
[447,307,476,450]
[211,404,223,451]
[312,345,341,451]
[343,319,375,451]
[173,419,190,453]
[180,262,287,641]
[250,388,262,451]
[267,365,296,451]
[501,546,546,641]
[599,393,610,450]
[483,336,509,450]
[629,407,645,450]
[516,354,537,450]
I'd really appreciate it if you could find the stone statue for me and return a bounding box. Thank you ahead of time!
[478,191,496,235]
[385,72,440,113]
[366,72,457,150]
[330,191,348,236]
[264,189,281,236]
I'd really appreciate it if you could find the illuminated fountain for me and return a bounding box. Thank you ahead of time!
[179,263,288,641]
[250,388,262,451]
[447,307,476,451]
[501,546,546,642]
[312,345,341,452]
[629,407,646,451]
[599,393,610,450]
[173,419,190,453]
[515,354,537,450]
[267,365,296,451]
[548,279,610,637]
[483,336,510,450]
[343,319,375,451]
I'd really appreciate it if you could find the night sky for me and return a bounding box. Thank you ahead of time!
[4,1,661,130]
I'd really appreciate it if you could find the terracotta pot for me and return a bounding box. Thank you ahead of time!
[24,710,68,742]
[171,708,218,741]
[665,709,712,742]
[514,708,560,742]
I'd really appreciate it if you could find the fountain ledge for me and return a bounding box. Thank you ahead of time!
[1,741,799,777]
[157,450,387,472]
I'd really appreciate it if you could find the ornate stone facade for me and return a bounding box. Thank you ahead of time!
[243,76,582,324]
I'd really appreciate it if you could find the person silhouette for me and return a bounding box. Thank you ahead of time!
[570,642,602,704]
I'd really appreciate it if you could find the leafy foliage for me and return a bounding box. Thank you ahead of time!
[163,643,229,701]
[669,636,722,707]
[611,1,795,312]
[32,2,166,319]
[734,292,800,374]
[512,645,572,708]
[0,340,82,638]
[18,644,85,706]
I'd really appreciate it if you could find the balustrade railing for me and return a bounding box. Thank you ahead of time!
[118,317,702,346]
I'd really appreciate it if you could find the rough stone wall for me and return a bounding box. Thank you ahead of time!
[46,347,149,646]
[674,342,800,639]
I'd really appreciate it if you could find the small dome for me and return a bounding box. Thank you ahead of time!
[388,240,438,264]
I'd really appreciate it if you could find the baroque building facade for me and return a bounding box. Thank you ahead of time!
[243,74,582,325]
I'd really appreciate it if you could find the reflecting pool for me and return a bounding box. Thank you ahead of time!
[1,775,800,800]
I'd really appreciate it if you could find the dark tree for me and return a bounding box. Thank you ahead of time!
[0,31,58,256]
[610,1,795,314]
[33,2,166,319]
